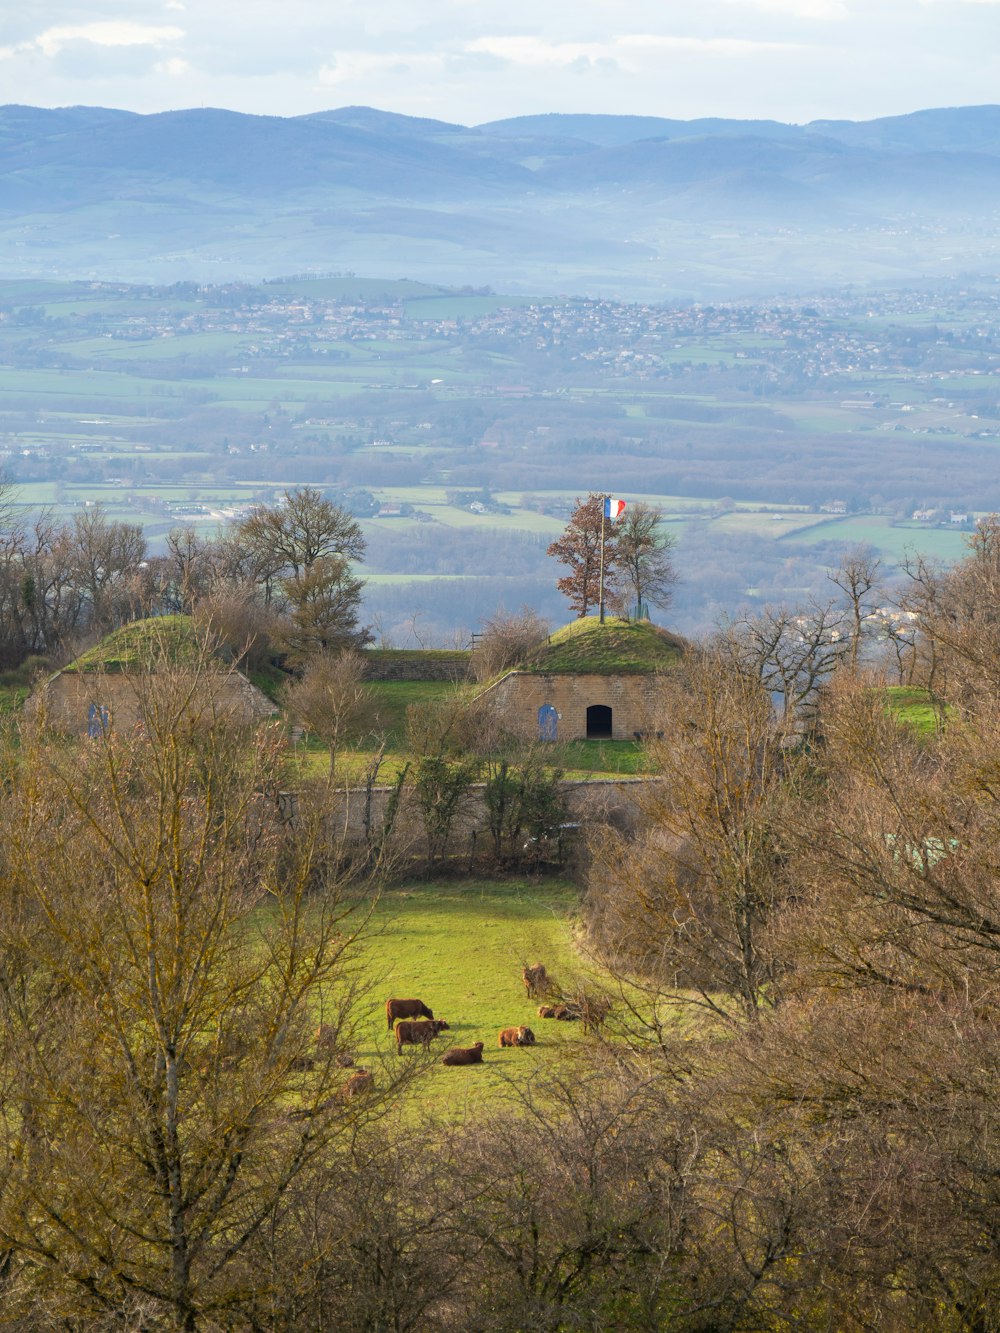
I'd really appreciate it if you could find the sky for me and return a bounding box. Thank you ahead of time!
[2,1,999,126]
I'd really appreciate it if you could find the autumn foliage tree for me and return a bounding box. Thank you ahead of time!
[546,494,621,618]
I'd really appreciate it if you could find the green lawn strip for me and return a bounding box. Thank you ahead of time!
[553,739,656,776]
[345,876,595,1114]
[884,685,946,736]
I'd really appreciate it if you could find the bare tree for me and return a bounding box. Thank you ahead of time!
[587,649,799,1026]
[828,543,883,676]
[616,500,678,616]
[902,515,1000,711]
[282,648,374,776]
[472,605,549,682]
[69,504,147,632]
[236,486,365,580]
[723,600,847,725]
[0,647,397,1328]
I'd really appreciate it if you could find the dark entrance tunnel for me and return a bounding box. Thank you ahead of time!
[586,704,612,739]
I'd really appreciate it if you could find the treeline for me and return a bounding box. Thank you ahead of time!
[0,486,369,669]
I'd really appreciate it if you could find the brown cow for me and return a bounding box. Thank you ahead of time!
[341,1068,374,1098]
[521,963,552,998]
[498,1025,536,1047]
[395,1018,450,1053]
[537,1004,558,1019]
[554,1004,580,1022]
[441,1042,484,1066]
[386,998,434,1031]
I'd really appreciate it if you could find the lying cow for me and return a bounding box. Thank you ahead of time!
[395,1018,450,1053]
[498,1025,536,1047]
[441,1042,484,1066]
[386,997,434,1031]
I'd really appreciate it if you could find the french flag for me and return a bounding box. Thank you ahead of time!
[604,496,626,520]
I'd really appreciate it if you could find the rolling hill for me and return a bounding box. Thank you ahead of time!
[2,102,999,296]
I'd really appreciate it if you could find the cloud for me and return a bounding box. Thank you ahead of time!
[317,50,446,87]
[29,22,185,59]
[720,0,849,15]
[467,33,800,69]
[154,57,192,77]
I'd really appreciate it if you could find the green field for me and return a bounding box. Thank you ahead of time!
[343,875,597,1113]
[787,515,970,561]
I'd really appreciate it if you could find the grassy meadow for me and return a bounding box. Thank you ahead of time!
[340,875,599,1115]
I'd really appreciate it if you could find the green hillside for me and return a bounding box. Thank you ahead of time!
[527,616,685,674]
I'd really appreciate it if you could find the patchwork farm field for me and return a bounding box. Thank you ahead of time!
[0,273,991,641]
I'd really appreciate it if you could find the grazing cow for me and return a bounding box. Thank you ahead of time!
[498,1025,536,1047]
[395,1018,450,1053]
[537,1004,558,1019]
[521,963,552,999]
[386,998,434,1031]
[342,1068,374,1098]
[441,1042,484,1066]
[315,1023,338,1049]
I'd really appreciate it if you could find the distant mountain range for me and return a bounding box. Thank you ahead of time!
[2,103,1000,297]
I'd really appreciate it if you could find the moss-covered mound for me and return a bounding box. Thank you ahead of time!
[526,616,684,675]
[64,616,207,674]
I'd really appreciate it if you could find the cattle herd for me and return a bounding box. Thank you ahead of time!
[315,962,610,1099]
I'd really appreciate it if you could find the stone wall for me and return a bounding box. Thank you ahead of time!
[30,669,277,735]
[280,776,649,860]
[362,650,471,682]
[477,671,670,742]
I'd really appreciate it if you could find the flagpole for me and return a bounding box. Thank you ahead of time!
[598,494,607,624]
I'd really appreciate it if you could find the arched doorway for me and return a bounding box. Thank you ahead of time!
[586,704,612,739]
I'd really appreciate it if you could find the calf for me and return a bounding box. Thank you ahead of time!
[498,1025,536,1047]
[441,1042,484,1066]
[395,1018,450,1053]
[386,998,434,1031]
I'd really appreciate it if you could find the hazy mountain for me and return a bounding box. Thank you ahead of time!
[477,112,804,146]
[1,103,999,297]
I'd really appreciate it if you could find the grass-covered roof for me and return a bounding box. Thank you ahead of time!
[525,616,684,675]
[63,616,208,674]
